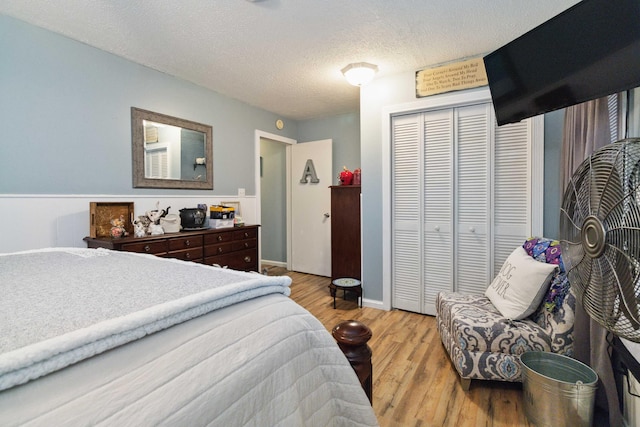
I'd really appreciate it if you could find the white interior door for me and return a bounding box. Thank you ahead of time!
[454,104,491,295]
[391,114,422,313]
[290,139,332,276]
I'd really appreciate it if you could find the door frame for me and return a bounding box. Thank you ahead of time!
[255,130,296,270]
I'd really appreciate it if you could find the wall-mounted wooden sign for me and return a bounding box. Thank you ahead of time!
[416,57,488,98]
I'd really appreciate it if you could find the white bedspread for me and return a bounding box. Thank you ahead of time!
[0,294,379,426]
[0,247,378,426]
[0,248,291,391]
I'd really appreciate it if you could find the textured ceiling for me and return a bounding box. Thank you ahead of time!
[0,0,580,121]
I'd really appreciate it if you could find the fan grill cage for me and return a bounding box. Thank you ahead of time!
[560,138,640,342]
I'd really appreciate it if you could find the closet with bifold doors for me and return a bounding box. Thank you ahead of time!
[391,99,544,315]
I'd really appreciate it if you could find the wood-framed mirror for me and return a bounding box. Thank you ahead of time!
[132,107,213,189]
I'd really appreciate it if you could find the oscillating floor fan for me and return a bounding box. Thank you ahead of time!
[560,138,640,342]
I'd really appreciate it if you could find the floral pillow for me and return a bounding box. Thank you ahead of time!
[523,237,570,313]
[523,237,563,270]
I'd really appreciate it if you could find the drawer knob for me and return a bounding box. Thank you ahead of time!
[244,242,249,248]
[244,256,251,263]
[144,245,151,252]
[244,232,249,237]
[185,252,191,259]
[217,235,223,241]
[218,247,223,253]
[185,240,191,246]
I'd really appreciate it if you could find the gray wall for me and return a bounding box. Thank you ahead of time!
[180,129,206,180]
[543,110,565,239]
[0,15,298,196]
[298,113,361,184]
[260,138,287,263]
[630,88,640,137]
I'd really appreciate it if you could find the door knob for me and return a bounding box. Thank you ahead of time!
[324,213,330,218]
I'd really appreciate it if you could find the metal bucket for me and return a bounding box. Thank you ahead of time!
[520,351,598,427]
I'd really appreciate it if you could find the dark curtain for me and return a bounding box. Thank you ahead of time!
[561,95,622,427]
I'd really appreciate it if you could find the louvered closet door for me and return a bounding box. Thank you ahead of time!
[492,119,534,273]
[391,113,422,313]
[390,101,538,314]
[422,109,454,314]
[455,104,491,295]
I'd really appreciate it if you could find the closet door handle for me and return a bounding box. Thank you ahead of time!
[434,225,440,232]
[469,227,476,233]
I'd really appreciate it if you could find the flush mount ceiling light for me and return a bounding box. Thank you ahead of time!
[341,62,378,86]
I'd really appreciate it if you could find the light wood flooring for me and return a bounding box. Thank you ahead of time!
[263,265,534,427]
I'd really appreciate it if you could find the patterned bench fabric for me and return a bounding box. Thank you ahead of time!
[435,237,575,383]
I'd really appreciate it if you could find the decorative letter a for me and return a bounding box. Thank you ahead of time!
[300,159,320,184]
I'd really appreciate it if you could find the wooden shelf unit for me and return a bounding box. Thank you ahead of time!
[330,185,361,282]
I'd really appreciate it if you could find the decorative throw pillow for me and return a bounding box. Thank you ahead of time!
[523,236,569,313]
[485,246,558,320]
[523,237,563,270]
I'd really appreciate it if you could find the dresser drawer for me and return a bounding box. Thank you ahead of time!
[227,248,258,271]
[121,240,168,255]
[232,238,257,252]
[204,232,232,245]
[204,248,257,271]
[163,247,203,262]
[233,228,257,241]
[168,235,203,251]
[204,242,233,257]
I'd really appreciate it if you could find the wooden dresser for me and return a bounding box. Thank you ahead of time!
[84,225,259,272]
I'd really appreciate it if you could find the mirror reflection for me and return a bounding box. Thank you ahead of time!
[142,120,206,180]
[132,108,213,189]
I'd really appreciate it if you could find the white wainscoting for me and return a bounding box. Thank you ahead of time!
[0,194,256,253]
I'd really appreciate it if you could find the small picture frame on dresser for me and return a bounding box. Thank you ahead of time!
[89,202,134,238]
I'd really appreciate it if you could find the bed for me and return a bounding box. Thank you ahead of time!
[0,248,378,426]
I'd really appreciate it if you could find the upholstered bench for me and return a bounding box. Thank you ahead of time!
[436,237,576,390]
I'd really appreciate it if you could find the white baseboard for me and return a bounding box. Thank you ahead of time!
[261,259,287,268]
[362,298,384,310]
